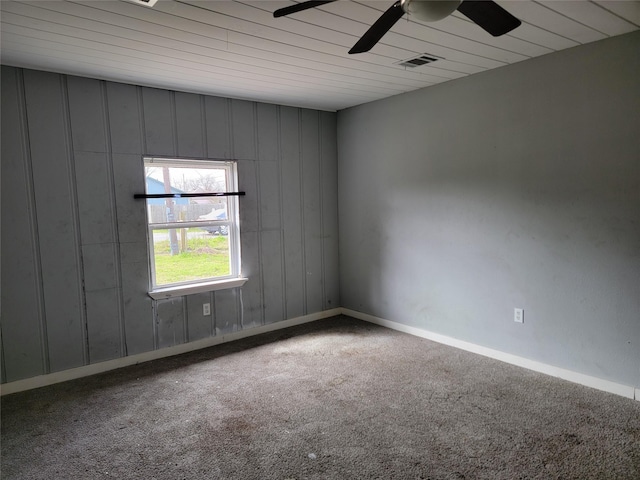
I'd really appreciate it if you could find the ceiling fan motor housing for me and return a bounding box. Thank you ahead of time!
[401,0,463,22]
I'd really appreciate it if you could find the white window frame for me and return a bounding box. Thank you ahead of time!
[143,157,247,299]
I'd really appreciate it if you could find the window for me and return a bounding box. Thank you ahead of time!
[143,157,245,298]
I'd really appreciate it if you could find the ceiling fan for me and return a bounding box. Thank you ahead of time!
[274,0,522,54]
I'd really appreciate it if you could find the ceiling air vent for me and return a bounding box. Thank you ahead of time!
[123,0,158,7]
[396,54,442,68]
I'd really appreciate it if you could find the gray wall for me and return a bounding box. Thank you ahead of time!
[338,32,640,388]
[1,66,339,383]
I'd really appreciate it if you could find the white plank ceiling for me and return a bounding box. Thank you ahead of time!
[1,0,638,111]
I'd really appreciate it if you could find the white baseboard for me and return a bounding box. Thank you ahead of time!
[0,308,342,396]
[3,307,637,402]
[342,308,638,401]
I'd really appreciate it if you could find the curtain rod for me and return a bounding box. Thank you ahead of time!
[134,192,245,199]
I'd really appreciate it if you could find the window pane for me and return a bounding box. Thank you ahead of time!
[144,157,239,289]
[145,165,228,194]
[152,228,230,286]
[145,164,229,224]
[147,199,229,225]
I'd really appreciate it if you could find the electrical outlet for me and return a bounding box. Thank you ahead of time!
[514,308,524,324]
[203,303,211,316]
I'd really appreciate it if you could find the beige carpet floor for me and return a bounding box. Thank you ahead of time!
[2,315,639,479]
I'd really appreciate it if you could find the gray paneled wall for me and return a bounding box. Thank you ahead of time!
[0,66,339,383]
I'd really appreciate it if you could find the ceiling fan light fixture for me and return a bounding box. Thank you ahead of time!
[274,0,521,54]
[401,0,462,22]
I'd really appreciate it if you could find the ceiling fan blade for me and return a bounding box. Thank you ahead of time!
[273,0,337,18]
[349,1,404,54]
[456,0,521,37]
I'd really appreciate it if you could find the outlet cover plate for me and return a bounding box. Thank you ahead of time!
[514,308,524,323]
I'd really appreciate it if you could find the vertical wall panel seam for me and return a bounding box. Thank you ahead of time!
[137,86,147,156]
[61,75,89,365]
[200,95,208,159]
[318,112,327,310]
[17,68,50,375]
[276,106,287,321]
[102,80,127,358]
[170,91,178,156]
[183,299,189,343]
[138,87,157,350]
[298,110,307,314]
[0,327,6,382]
[227,99,233,161]
[333,115,340,307]
[210,291,215,337]
[151,301,158,350]
[254,103,265,327]
[279,106,289,320]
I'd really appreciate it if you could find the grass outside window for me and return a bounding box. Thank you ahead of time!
[152,231,230,285]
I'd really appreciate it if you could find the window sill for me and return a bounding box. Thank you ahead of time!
[148,277,248,300]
